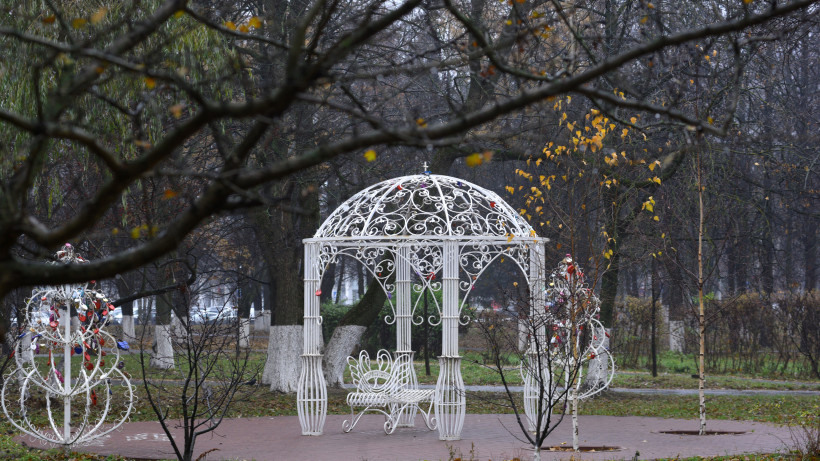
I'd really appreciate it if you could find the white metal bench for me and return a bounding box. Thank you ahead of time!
[342,349,437,434]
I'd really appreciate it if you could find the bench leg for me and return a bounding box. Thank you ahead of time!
[418,400,438,431]
[342,404,363,433]
[344,405,391,433]
[384,403,410,435]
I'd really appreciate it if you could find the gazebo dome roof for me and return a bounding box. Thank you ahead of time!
[314,173,535,240]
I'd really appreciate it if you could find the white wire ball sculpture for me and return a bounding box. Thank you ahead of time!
[544,254,614,398]
[1,244,135,448]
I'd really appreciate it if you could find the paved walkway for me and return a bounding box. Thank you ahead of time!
[19,414,794,460]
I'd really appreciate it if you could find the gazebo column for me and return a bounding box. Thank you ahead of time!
[435,241,465,440]
[395,246,419,427]
[524,242,548,431]
[297,242,327,435]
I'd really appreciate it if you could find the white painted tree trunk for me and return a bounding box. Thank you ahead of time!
[17,334,33,387]
[121,315,135,341]
[518,316,528,352]
[262,325,303,392]
[572,386,579,451]
[150,324,174,370]
[669,320,685,353]
[323,325,366,387]
[19,333,33,363]
[238,318,251,349]
[170,312,187,338]
[254,311,270,332]
[583,328,610,390]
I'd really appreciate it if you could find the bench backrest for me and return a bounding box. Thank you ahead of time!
[348,349,414,394]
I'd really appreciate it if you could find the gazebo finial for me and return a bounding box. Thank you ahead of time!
[422,162,431,175]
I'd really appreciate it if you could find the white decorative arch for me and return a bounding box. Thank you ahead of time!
[297,171,547,440]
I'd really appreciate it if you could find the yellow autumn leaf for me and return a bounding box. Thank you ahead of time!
[416,117,427,128]
[465,153,483,167]
[144,77,156,89]
[170,104,184,119]
[91,7,108,24]
[363,150,377,162]
[652,176,661,184]
[239,24,249,33]
[224,21,236,30]
[249,16,262,28]
[648,162,656,171]
[72,18,87,29]
[653,215,660,221]
[640,15,648,24]
[630,117,637,124]
[163,189,178,199]
[130,227,141,239]
[42,15,56,24]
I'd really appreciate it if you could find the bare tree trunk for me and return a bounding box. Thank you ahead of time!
[804,219,817,291]
[121,315,135,341]
[323,325,367,387]
[665,263,686,353]
[651,258,658,377]
[237,278,253,349]
[697,150,707,435]
[263,325,303,392]
[151,293,174,370]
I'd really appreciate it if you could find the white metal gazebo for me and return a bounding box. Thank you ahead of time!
[297,168,548,440]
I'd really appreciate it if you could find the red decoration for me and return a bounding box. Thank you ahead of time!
[315,290,322,296]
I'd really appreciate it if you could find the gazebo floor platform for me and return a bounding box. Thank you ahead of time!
[18,414,792,460]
